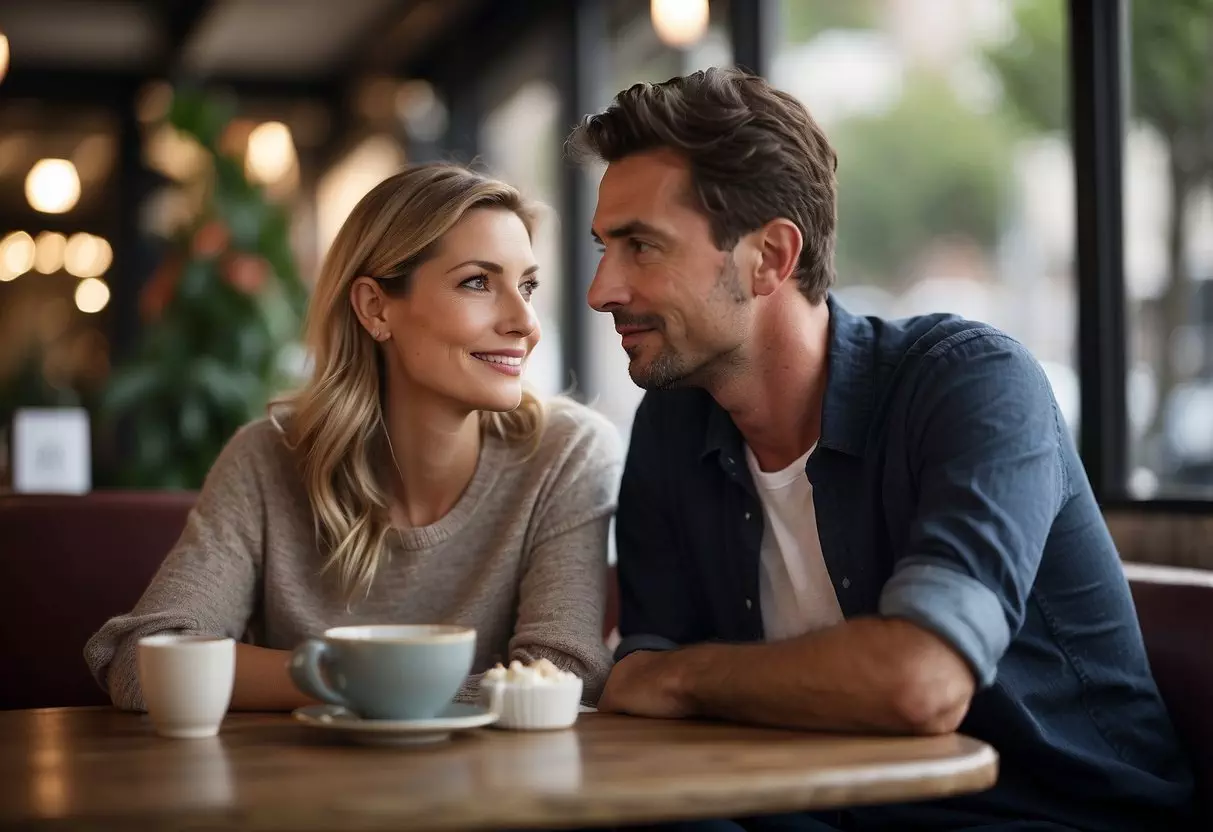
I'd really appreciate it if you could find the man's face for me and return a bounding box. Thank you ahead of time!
[587,149,750,390]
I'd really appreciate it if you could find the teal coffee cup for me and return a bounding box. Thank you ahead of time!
[289,625,476,720]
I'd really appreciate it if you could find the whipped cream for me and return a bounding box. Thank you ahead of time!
[483,658,578,686]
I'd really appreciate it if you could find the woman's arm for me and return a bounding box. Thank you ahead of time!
[232,644,317,711]
[505,515,616,704]
[492,407,624,705]
[85,423,282,711]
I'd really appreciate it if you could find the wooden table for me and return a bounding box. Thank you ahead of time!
[0,707,998,831]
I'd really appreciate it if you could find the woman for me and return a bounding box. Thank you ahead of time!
[85,163,621,712]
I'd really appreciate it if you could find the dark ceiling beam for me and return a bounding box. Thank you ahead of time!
[0,68,134,106]
[405,0,563,81]
[0,206,114,233]
[401,0,564,163]
[155,0,216,79]
[306,0,486,177]
[329,0,468,79]
[0,68,337,105]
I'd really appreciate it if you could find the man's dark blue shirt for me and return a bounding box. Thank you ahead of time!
[614,296,1195,831]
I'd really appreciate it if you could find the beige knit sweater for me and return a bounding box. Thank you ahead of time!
[84,399,622,710]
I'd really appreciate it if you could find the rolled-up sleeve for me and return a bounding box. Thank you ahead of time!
[879,333,1067,687]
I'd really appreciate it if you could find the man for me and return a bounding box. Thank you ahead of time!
[569,68,1195,832]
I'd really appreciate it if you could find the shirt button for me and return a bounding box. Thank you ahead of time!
[842,577,851,589]
[744,512,751,520]
[745,598,753,610]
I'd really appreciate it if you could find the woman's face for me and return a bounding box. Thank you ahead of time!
[364,207,541,414]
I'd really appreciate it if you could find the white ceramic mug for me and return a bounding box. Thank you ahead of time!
[136,635,235,738]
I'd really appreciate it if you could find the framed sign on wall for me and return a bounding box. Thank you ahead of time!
[11,407,91,494]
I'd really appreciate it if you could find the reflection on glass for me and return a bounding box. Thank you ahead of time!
[1124,0,1213,497]
[771,0,1077,427]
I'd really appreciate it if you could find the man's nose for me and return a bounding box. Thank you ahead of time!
[587,259,629,312]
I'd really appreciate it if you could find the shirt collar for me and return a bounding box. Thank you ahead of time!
[702,293,876,462]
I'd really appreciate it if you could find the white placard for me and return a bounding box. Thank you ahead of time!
[12,407,91,494]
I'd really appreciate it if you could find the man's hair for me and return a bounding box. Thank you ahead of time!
[567,67,837,303]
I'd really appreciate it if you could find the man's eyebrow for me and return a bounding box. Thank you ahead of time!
[590,221,671,243]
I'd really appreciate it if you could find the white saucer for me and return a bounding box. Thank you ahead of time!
[292,702,499,746]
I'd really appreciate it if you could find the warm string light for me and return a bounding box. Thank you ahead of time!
[34,232,67,274]
[650,0,710,48]
[26,159,81,214]
[245,121,297,185]
[0,231,35,280]
[0,230,112,280]
[64,233,112,278]
[75,277,110,313]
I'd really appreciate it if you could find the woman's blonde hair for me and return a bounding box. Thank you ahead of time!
[278,163,546,599]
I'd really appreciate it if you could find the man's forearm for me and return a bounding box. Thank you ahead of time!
[664,617,975,735]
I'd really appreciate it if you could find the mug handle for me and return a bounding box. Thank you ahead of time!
[482,678,505,718]
[289,639,350,708]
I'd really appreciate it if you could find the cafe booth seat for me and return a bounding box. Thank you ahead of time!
[1120,562,1213,820]
[0,491,197,710]
[0,490,623,711]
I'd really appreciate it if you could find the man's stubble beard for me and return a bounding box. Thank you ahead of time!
[627,258,747,391]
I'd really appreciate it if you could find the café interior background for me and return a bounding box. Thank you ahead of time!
[0,0,1210,509]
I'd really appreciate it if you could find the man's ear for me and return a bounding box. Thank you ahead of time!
[750,218,804,298]
[350,277,390,341]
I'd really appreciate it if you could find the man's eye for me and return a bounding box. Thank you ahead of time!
[631,240,653,254]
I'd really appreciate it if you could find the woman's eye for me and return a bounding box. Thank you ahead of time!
[521,279,540,300]
[461,274,489,291]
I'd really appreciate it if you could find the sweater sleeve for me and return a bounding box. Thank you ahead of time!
[497,405,623,705]
[83,423,271,711]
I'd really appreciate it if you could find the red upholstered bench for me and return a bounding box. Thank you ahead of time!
[0,491,623,710]
[0,491,197,710]
[1122,562,1213,822]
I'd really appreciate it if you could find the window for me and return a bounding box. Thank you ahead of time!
[1123,0,1213,498]
[770,0,1078,429]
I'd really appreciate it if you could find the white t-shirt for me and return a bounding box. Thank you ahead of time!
[744,444,844,641]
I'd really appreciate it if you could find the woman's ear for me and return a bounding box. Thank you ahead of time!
[751,219,804,298]
[350,277,391,342]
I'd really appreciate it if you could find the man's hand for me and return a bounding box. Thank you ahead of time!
[598,650,696,719]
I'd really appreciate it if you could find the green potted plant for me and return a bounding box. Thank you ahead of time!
[104,87,308,488]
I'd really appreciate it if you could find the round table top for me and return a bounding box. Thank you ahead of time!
[0,706,998,831]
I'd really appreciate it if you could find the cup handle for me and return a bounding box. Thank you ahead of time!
[289,639,349,708]
[483,679,504,718]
